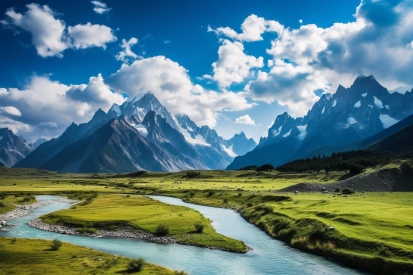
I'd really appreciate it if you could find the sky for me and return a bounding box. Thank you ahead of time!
[0,0,412,143]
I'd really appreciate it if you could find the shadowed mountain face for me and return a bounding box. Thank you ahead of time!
[227,76,413,170]
[16,93,255,172]
[0,128,33,167]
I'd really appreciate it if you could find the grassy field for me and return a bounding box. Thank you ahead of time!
[0,237,181,275]
[41,194,247,252]
[1,161,413,274]
[0,194,37,214]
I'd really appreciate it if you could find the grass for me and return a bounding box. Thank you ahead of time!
[40,194,247,252]
[0,237,177,275]
[0,194,37,214]
[1,160,413,274]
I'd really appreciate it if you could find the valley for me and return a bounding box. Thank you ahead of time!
[1,158,412,274]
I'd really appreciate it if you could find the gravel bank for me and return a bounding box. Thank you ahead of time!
[28,218,176,244]
[0,201,50,222]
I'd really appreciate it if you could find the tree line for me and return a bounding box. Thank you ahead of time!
[276,150,395,174]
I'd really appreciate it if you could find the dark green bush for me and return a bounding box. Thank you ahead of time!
[0,202,5,207]
[155,224,169,236]
[127,258,145,272]
[50,239,62,251]
[342,188,355,194]
[194,223,204,233]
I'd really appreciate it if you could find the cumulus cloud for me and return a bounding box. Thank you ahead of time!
[0,75,124,142]
[91,1,111,14]
[235,115,255,125]
[116,37,140,63]
[209,14,268,42]
[4,3,69,57]
[0,106,22,117]
[106,56,252,127]
[3,3,116,57]
[68,23,116,49]
[206,39,264,88]
[212,0,413,116]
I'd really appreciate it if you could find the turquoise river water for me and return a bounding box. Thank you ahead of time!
[0,195,367,275]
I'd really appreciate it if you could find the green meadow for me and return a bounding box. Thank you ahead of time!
[1,160,413,274]
[0,237,179,275]
[42,194,247,252]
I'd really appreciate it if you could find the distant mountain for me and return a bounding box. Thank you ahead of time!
[222,132,257,156]
[17,93,255,172]
[16,108,112,169]
[32,138,48,149]
[0,128,33,167]
[227,75,413,170]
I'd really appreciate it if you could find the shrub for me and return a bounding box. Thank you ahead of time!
[223,198,228,204]
[0,202,5,208]
[207,190,214,197]
[334,187,341,193]
[247,202,253,207]
[127,258,145,272]
[50,239,62,251]
[155,224,169,236]
[194,223,204,233]
[174,271,189,275]
[342,188,355,194]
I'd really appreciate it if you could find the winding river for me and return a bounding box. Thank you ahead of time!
[0,195,366,275]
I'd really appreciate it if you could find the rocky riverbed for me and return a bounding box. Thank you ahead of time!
[28,218,176,244]
[0,201,50,222]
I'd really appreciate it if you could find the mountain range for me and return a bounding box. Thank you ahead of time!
[227,75,413,170]
[13,93,256,172]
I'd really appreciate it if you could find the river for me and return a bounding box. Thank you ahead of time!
[0,195,366,275]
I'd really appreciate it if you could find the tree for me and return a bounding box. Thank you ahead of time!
[155,224,169,236]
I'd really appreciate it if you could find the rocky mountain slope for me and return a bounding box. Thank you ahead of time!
[227,75,413,170]
[0,128,33,167]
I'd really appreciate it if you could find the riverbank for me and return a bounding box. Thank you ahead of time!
[35,194,247,253]
[28,217,176,244]
[0,237,179,275]
[0,200,49,222]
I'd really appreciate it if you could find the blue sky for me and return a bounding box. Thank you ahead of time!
[0,0,412,143]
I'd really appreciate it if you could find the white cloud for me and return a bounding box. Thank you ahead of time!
[0,106,22,116]
[164,39,171,44]
[66,74,125,107]
[208,39,263,88]
[209,14,269,42]
[3,3,116,57]
[116,37,140,63]
[105,56,252,127]
[224,0,413,116]
[235,115,255,125]
[68,23,116,49]
[0,75,124,142]
[299,19,303,24]
[4,3,69,58]
[91,1,111,14]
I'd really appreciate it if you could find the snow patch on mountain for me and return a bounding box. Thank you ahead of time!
[362,92,367,97]
[132,124,148,137]
[297,125,307,140]
[348,117,357,125]
[181,128,210,146]
[374,96,384,108]
[385,105,390,110]
[221,144,237,158]
[332,100,337,107]
[354,101,361,108]
[322,107,325,114]
[379,114,399,128]
[272,126,282,137]
[283,129,292,137]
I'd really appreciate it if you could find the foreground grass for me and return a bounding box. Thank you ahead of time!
[1,161,413,274]
[41,194,247,252]
[0,237,176,275]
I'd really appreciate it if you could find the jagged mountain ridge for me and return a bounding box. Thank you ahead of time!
[0,128,33,167]
[227,75,413,170]
[16,93,256,172]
